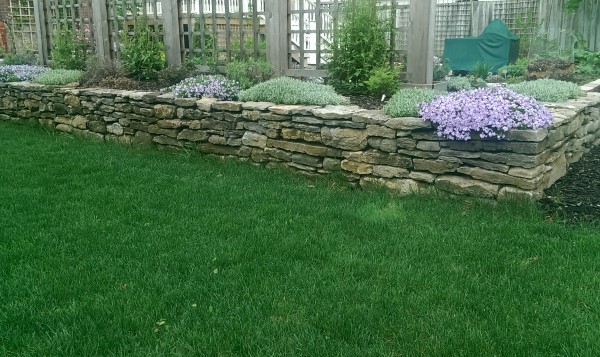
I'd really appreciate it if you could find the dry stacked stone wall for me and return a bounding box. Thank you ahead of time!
[2,82,600,199]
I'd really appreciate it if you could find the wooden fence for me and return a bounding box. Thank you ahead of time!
[10,0,600,78]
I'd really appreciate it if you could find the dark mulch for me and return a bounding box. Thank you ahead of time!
[540,145,600,224]
[346,94,389,110]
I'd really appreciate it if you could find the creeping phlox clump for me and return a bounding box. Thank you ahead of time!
[0,65,49,82]
[171,75,240,101]
[420,86,553,141]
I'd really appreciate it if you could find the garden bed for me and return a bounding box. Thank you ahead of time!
[1,81,599,201]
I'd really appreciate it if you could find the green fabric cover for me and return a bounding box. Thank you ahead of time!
[444,19,520,73]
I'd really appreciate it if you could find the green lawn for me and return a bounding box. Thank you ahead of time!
[1,120,599,356]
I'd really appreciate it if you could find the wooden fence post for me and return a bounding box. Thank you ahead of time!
[162,0,182,67]
[265,0,288,75]
[407,0,436,87]
[91,0,110,60]
[32,0,48,65]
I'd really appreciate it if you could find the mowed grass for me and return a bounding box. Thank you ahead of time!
[1,120,599,356]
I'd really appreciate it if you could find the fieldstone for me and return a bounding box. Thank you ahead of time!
[269,105,306,115]
[344,150,413,168]
[106,134,133,145]
[267,139,341,157]
[293,116,324,125]
[311,105,360,120]
[174,97,197,107]
[129,122,148,132]
[211,101,242,112]
[55,124,72,133]
[132,131,154,146]
[366,125,396,138]
[504,128,548,142]
[397,137,417,150]
[323,158,342,171]
[435,175,499,198]
[360,177,420,195]
[148,125,179,138]
[413,159,458,174]
[341,160,373,175]
[265,147,292,161]
[508,165,547,179]
[115,103,132,113]
[321,127,368,151]
[242,110,261,121]
[188,120,202,129]
[457,167,543,190]
[242,101,275,111]
[154,104,176,119]
[368,138,397,153]
[137,108,154,117]
[196,143,240,156]
[460,159,510,173]
[373,165,409,178]
[544,153,567,188]
[55,116,73,125]
[241,132,268,148]
[201,118,234,131]
[352,110,389,125]
[292,153,321,167]
[77,130,105,142]
[260,112,288,121]
[177,129,208,142]
[107,123,124,136]
[64,94,81,107]
[439,148,481,159]
[498,187,543,200]
[197,97,216,112]
[409,171,436,183]
[158,119,185,129]
[281,128,321,142]
[384,117,431,130]
[480,152,546,168]
[416,141,441,152]
[244,122,267,134]
[209,135,227,145]
[87,121,107,133]
[153,135,182,147]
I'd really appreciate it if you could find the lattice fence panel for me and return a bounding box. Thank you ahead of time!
[46,0,94,58]
[6,0,36,53]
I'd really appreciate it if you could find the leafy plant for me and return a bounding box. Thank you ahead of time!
[171,74,240,100]
[50,26,87,70]
[383,88,442,117]
[433,56,450,82]
[365,66,401,97]
[574,47,600,75]
[420,87,553,141]
[2,51,37,65]
[498,58,528,78]
[471,61,493,79]
[120,19,166,80]
[33,69,82,85]
[226,58,273,90]
[0,65,48,82]
[447,76,472,92]
[157,62,200,87]
[80,56,127,87]
[327,0,391,94]
[238,77,348,106]
[508,78,584,102]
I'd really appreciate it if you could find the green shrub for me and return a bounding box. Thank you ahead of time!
[120,20,166,80]
[80,56,127,87]
[226,58,273,90]
[433,56,450,82]
[365,66,401,97]
[157,62,199,87]
[33,69,82,85]
[471,61,493,79]
[2,51,37,65]
[499,58,528,78]
[50,26,87,70]
[327,0,391,94]
[238,77,348,106]
[574,47,600,75]
[508,78,584,102]
[447,76,472,92]
[383,88,443,117]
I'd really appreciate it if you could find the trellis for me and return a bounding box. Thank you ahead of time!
[6,0,36,53]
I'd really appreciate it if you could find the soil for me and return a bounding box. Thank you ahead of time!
[346,94,389,110]
[540,145,600,224]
